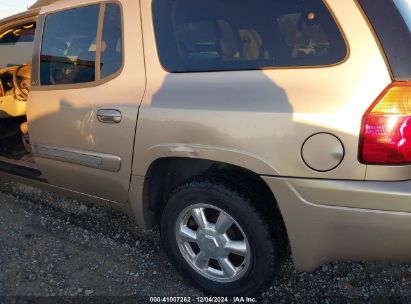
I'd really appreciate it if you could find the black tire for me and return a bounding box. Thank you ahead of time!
[160,176,283,296]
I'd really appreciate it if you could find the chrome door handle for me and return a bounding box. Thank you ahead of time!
[97,109,122,123]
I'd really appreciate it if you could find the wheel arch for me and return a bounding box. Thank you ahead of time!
[140,156,288,245]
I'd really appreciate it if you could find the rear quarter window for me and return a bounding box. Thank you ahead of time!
[152,0,347,72]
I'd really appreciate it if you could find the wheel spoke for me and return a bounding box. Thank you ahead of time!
[218,258,237,277]
[176,204,251,282]
[179,225,198,242]
[194,251,209,269]
[215,212,233,234]
[225,240,247,257]
[191,208,208,229]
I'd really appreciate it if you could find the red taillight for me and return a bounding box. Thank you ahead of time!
[360,82,411,164]
[0,85,3,97]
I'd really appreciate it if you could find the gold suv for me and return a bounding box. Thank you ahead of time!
[0,0,410,296]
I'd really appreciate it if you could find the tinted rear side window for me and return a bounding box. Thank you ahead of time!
[39,3,124,86]
[359,0,411,81]
[41,5,99,85]
[152,0,347,72]
[101,3,123,79]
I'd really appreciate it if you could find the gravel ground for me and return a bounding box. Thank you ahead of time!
[1,179,411,303]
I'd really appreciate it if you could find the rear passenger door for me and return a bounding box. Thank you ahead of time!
[27,1,146,202]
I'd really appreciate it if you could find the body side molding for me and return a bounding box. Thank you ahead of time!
[32,144,121,172]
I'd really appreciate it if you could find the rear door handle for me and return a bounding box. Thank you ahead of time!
[97,109,122,123]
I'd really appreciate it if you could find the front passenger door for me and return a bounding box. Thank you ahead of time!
[27,1,146,202]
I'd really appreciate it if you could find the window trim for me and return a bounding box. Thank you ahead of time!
[151,0,350,73]
[31,0,125,91]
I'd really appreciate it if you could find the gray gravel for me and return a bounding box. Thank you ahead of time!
[1,179,411,303]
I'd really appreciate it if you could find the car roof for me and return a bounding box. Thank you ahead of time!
[29,0,63,9]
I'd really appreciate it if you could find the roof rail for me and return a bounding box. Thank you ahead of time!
[29,0,62,9]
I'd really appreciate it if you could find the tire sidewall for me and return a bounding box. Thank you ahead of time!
[160,184,277,296]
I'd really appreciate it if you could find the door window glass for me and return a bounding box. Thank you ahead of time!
[101,3,123,79]
[40,5,99,85]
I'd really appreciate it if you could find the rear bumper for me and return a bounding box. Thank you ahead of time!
[262,177,411,271]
